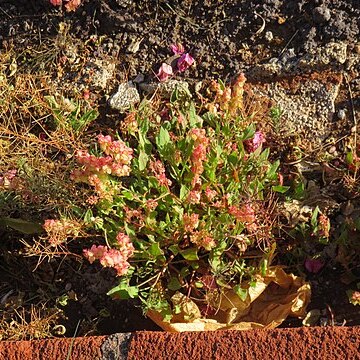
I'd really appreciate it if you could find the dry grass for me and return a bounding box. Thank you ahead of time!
[0,304,62,341]
[0,42,98,219]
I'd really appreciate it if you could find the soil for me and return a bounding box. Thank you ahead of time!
[0,0,360,339]
[1,0,359,81]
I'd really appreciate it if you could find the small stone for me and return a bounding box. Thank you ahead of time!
[140,80,191,98]
[355,43,360,55]
[313,6,331,23]
[265,31,273,42]
[133,73,145,84]
[337,109,346,119]
[65,283,72,291]
[108,81,140,112]
[126,37,143,53]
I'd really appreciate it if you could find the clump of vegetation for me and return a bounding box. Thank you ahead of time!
[46,75,288,321]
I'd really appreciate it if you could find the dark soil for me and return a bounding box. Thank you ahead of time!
[1,0,360,338]
[1,0,359,81]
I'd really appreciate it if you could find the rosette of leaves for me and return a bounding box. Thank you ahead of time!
[79,82,286,321]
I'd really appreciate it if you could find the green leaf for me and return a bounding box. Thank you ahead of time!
[107,283,139,299]
[72,109,98,132]
[242,124,256,140]
[260,259,268,276]
[346,151,354,165]
[156,127,170,148]
[258,147,270,161]
[266,160,279,179]
[56,294,70,307]
[272,185,290,193]
[180,247,199,261]
[293,181,306,200]
[218,79,226,91]
[167,277,182,291]
[311,206,320,228]
[121,190,134,200]
[179,185,189,201]
[0,217,43,234]
[209,240,227,271]
[138,150,148,171]
[180,267,190,278]
[233,285,248,302]
[169,244,179,255]
[189,103,202,127]
[148,242,163,257]
[83,209,93,224]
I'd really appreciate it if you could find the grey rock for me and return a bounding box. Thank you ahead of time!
[265,31,273,42]
[101,333,131,360]
[108,81,140,112]
[337,109,346,120]
[252,76,341,146]
[140,79,191,98]
[313,6,331,23]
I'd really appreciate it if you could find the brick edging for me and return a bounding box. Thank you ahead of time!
[1,327,360,360]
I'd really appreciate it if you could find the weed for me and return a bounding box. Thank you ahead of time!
[58,75,287,321]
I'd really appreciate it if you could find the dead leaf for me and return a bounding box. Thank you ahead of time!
[147,266,311,332]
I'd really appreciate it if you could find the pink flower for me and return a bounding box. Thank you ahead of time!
[177,53,194,72]
[0,169,18,189]
[187,190,201,204]
[83,236,134,277]
[83,245,107,264]
[149,160,172,187]
[170,43,185,55]
[50,0,62,5]
[304,258,324,273]
[183,213,199,232]
[44,219,81,245]
[228,204,256,224]
[205,187,217,201]
[190,230,216,250]
[116,232,135,258]
[145,199,158,212]
[156,63,173,82]
[350,291,360,305]
[64,0,81,12]
[244,131,265,152]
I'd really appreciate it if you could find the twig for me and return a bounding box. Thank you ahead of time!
[65,319,81,360]
[254,12,266,36]
[344,73,358,180]
[278,30,299,58]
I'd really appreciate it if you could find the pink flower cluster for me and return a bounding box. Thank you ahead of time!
[205,187,217,202]
[189,128,209,187]
[149,159,172,188]
[183,213,199,232]
[187,189,201,204]
[0,169,18,190]
[350,291,360,305]
[228,203,257,232]
[83,232,134,276]
[156,43,195,82]
[43,219,81,246]
[76,135,133,177]
[49,0,81,12]
[244,131,265,153]
[190,230,216,251]
[72,135,133,197]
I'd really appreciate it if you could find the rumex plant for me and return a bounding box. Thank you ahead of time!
[51,75,285,321]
